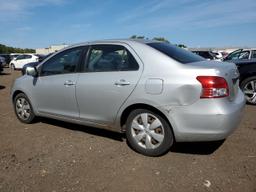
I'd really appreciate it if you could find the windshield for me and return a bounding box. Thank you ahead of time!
[148,42,205,64]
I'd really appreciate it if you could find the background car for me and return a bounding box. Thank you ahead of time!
[10,54,38,70]
[228,59,256,105]
[211,51,223,61]
[192,50,218,60]
[0,54,12,67]
[0,56,6,68]
[0,58,3,73]
[223,49,256,62]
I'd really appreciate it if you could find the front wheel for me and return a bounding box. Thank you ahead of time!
[126,109,174,156]
[241,76,256,105]
[14,93,36,123]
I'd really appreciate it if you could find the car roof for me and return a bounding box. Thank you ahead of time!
[237,48,256,51]
[67,39,159,49]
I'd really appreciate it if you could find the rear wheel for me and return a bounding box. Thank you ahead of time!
[241,76,256,105]
[126,109,174,156]
[14,93,36,123]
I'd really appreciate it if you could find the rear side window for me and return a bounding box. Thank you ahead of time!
[86,45,139,72]
[148,43,205,64]
[16,55,25,60]
[24,55,32,59]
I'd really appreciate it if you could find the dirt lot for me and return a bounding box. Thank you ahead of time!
[0,68,255,192]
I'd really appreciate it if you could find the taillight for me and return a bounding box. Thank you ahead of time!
[196,76,229,98]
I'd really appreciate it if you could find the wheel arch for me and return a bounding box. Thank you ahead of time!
[12,90,37,112]
[119,103,176,141]
[240,72,256,85]
[12,90,25,102]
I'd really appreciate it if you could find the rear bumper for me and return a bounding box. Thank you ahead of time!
[163,89,246,142]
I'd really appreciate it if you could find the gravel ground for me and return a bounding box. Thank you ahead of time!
[0,69,255,192]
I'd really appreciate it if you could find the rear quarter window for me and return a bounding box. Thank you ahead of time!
[148,43,205,64]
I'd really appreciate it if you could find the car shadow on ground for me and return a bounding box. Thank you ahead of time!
[170,140,225,155]
[39,118,125,142]
[0,85,5,90]
[39,117,224,155]
[0,72,11,75]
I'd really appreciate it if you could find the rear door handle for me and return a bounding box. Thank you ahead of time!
[64,80,76,86]
[114,79,130,86]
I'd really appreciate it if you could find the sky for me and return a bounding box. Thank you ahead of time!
[0,0,256,49]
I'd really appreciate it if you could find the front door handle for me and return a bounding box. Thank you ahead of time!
[114,79,130,86]
[64,80,75,86]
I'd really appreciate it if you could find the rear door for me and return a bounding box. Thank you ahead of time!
[76,44,143,125]
[33,47,85,119]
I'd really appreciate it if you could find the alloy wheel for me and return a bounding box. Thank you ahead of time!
[243,80,256,104]
[131,113,165,149]
[16,97,31,121]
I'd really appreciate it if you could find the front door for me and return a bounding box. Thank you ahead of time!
[33,47,84,119]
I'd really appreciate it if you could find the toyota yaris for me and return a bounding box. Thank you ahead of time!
[11,40,245,156]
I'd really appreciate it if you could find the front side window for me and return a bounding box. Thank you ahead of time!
[238,51,250,60]
[225,50,250,60]
[86,45,139,72]
[41,47,83,76]
[24,55,32,59]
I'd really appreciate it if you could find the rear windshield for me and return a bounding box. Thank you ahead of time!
[148,42,205,64]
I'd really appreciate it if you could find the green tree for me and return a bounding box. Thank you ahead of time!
[0,43,35,54]
[175,44,187,48]
[129,35,187,48]
[130,35,145,39]
[152,37,170,43]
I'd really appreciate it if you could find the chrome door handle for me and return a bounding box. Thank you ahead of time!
[64,80,75,86]
[114,79,130,86]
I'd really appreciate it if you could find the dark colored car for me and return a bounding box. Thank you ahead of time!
[0,62,3,73]
[223,49,256,62]
[0,54,11,66]
[232,59,256,105]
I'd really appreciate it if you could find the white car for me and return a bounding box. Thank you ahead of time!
[10,54,38,70]
[212,51,223,61]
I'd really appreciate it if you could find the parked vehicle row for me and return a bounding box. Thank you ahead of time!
[0,53,47,70]
[192,48,256,62]
[12,39,245,156]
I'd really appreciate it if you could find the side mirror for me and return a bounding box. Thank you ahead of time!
[26,66,38,77]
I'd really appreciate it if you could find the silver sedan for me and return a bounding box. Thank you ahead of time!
[11,39,245,156]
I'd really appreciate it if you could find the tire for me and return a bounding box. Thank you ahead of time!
[14,93,36,123]
[240,76,256,105]
[126,109,174,156]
